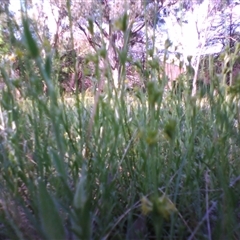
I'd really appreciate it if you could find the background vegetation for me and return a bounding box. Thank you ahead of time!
[0,0,240,239]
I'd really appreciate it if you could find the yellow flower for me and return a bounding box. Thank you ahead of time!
[141,195,177,219]
[8,53,16,62]
[155,195,177,220]
[141,196,153,215]
[15,49,24,58]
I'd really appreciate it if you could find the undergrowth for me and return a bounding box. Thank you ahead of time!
[0,9,240,240]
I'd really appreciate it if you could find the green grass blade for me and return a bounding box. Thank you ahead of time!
[38,180,65,240]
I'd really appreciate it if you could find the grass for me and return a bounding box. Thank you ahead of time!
[1,12,240,240]
[1,74,240,239]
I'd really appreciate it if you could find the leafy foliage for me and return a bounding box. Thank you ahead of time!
[0,1,240,240]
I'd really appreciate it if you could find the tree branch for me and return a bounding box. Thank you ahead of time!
[94,20,109,38]
[77,22,101,51]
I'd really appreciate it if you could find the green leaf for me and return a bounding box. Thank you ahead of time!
[119,49,128,65]
[22,18,39,58]
[74,165,87,210]
[114,12,128,32]
[38,180,65,240]
[45,55,52,78]
[51,150,67,180]
[147,82,162,107]
[121,12,128,32]
[88,18,94,35]
[164,119,177,141]
[146,129,159,145]
[148,58,159,70]
[99,47,107,58]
